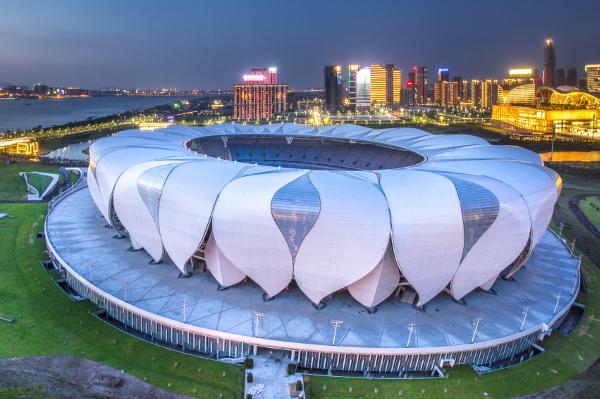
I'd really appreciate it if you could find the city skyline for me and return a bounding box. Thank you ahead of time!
[2,0,600,89]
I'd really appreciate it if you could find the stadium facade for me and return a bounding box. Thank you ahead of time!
[45,123,579,374]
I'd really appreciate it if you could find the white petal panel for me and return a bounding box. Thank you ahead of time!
[204,232,246,287]
[348,243,400,308]
[113,160,181,262]
[294,171,390,304]
[211,170,308,297]
[379,169,464,305]
[159,159,247,273]
[427,144,543,165]
[448,173,531,300]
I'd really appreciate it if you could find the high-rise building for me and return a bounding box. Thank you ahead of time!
[437,67,449,82]
[233,67,287,120]
[324,65,345,112]
[406,70,416,106]
[503,68,538,89]
[347,64,360,110]
[448,81,460,106]
[566,68,578,87]
[356,68,371,112]
[544,39,556,87]
[555,68,565,86]
[482,80,500,108]
[585,64,600,93]
[471,80,482,108]
[414,66,428,105]
[369,64,402,109]
[461,80,470,102]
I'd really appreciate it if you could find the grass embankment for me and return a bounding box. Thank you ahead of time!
[21,173,53,197]
[0,203,244,398]
[0,163,63,201]
[579,196,600,231]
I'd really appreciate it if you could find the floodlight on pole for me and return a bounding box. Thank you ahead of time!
[406,322,416,348]
[123,277,128,303]
[553,291,561,314]
[520,306,530,331]
[253,313,263,338]
[331,320,343,346]
[471,318,481,343]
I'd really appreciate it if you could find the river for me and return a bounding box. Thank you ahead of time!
[0,96,187,132]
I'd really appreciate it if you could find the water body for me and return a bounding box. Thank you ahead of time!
[0,96,187,132]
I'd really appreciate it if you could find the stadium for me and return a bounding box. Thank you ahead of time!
[45,123,581,374]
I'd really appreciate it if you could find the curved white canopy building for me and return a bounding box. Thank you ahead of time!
[87,123,562,309]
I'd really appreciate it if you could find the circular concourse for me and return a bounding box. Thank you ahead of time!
[45,123,580,374]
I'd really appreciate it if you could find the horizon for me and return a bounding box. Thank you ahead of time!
[2,0,600,90]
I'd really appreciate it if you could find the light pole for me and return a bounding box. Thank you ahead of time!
[406,322,416,348]
[520,306,530,331]
[182,298,187,322]
[553,292,562,314]
[558,222,564,238]
[471,318,481,343]
[253,313,263,338]
[331,320,343,346]
[89,259,93,282]
[123,277,128,303]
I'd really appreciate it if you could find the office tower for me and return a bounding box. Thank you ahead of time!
[370,64,402,109]
[555,68,565,86]
[503,68,537,89]
[356,68,371,112]
[407,71,416,106]
[448,81,460,106]
[233,67,287,119]
[461,80,469,102]
[414,66,428,105]
[347,64,360,110]
[433,81,442,105]
[566,68,578,87]
[437,67,449,82]
[324,65,345,112]
[471,80,482,107]
[481,79,500,108]
[585,64,600,93]
[544,39,556,87]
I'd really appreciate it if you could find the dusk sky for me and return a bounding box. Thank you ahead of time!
[2,0,600,89]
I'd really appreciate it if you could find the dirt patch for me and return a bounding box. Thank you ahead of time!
[0,356,193,399]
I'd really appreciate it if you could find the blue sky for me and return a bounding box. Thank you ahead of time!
[1,0,599,89]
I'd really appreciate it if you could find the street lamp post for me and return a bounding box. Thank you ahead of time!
[471,318,481,343]
[553,292,562,314]
[331,320,343,346]
[520,306,530,331]
[406,322,416,348]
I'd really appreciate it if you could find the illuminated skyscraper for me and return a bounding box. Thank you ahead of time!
[406,70,416,106]
[347,64,360,110]
[482,79,500,108]
[437,67,449,82]
[233,67,287,119]
[369,64,402,109]
[356,68,371,112]
[471,80,482,107]
[544,39,556,87]
[585,65,600,93]
[324,65,345,112]
[414,66,428,105]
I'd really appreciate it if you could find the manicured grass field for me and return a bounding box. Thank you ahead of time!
[21,172,53,197]
[0,203,244,398]
[0,163,63,201]
[579,196,600,231]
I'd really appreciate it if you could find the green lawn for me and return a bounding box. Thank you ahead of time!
[579,196,600,231]
[0,163,63,201]
[67,169,81,185]
[0,203,244,398]
[22,172,53,197]
[306,247,600,399]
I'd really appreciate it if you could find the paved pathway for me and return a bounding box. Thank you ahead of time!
[245,357,304,399]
